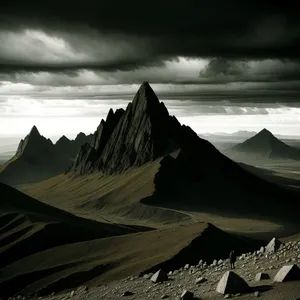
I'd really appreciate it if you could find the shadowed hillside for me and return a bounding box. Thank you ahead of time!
[0,182,151,270]
[0,222,262,298]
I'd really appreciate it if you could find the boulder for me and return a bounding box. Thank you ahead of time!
[181,290,194,300]
[265,238,282,253]
[255,272,270,281]
[216,271,249,295]
[195,277,207,284]
[274,264,300,282]
[150,269,168,283]
[122,291,134,296]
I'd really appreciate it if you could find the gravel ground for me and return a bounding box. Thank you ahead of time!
[16,239,300,300]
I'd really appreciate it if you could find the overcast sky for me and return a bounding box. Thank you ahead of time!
[0,1,300,138]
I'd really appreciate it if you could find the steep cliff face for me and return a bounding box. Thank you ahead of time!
[69,108,125,174]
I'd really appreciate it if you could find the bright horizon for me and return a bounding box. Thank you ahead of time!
[1,93,300,139]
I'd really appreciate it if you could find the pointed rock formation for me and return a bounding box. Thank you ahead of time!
[69,108,125,174]
[181,290,194,299]
[274,264,300,282]
[150,269,168,283]
[265,237,282,254]
[69,81,215,175]
[69,82,179,174]
[216,271,249,295]
[255,272,270,281]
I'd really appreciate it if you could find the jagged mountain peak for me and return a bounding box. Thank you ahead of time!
[69,82,201,175]
[131,81,162,113]
[29,125,40,137]
[75,132,87,140]
[57,135,70,143]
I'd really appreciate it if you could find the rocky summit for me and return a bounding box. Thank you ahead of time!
[70,81,185,174]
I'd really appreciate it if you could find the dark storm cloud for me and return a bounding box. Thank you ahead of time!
[200,59,249,78]
[1,0,300,70]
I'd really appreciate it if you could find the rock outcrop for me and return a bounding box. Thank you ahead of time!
[265,237,282,254]
[150,269,168,283]
[216,271,249,295]
[274,264,300,282]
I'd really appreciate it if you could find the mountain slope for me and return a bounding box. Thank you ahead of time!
[227,128,300,162]
[0,182,147,269]
[0,222,262,298]
[0,128,91,185]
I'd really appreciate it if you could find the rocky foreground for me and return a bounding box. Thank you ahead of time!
[21,238,300,300]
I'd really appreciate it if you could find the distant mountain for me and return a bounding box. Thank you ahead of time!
[228,128,300,161]
[0,127,91,185]
[201,130,257,138]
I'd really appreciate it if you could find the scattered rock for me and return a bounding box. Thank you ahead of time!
[143,274,151,279]
[254,291,260,297]
[122,291,134,297]
[265,238,282,254]
[161,295,169,299]
[195,277,207,284]
[216,271,249,295]
[181,290,194,300]
[69,291,75,298]
[274,264,300,282]
[150,269,168,283]
[255,272,270,281]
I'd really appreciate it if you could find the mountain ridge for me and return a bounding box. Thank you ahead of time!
[0,127,92,185]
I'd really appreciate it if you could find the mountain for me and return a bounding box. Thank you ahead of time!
[60,82,300,226]
[201,130,257,138]
[0,127,91,186]
[70,81,215,175]
[227,128,300,161]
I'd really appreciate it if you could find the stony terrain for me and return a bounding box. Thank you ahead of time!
[31,238,300,300]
